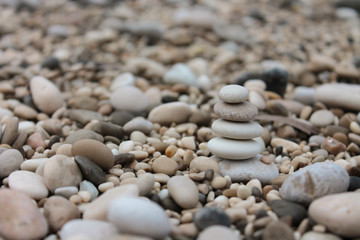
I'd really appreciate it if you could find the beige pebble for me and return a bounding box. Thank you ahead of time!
[266,190,281,201]
[211,176,227,189]
[225,207,247,222]
[78,191,92,203]
[167,176,199,209]
[237,185,251,200]
[246,179,262,193]
[300,106,312,120]
[271,138,301,152]
[136,173,155,196]
[153,173,170,184]
[181,136,196,150]
[119,141,135,153]
[98,182,115,192]
[350,121,360,134]
[56,144,73,156]
[129,151,148,160]
[189,156,220,173]
[152,156,178,176]
[119,172,136,181]
[165,145,177,157]
[69,194,82,205]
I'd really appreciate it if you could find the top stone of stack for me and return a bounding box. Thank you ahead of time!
[219,84,249,103]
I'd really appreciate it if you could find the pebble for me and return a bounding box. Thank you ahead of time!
[8,170,48,200]
[0,149,23,178]
[0,189,48,240]
[280,162,349,204]
[68,109,103,125]
[211,119,263,139]
[348,176,360,191]
[83,184,139,220]
[293,86,315,105]
[1,117,19,145]
[271,138,300,152]
[207,137,261,160]
[72,139,115,170]
[123,117,153,135]
[108,196,171,239]
[189,156,220,173]
[268,200,307,226]
[148,102,192,124]
[309,192,360,238]
[164,63,198,87]
[197,225,239,240]
[167,176,199,209]
[43,154,82,192]
[44,196,81,231]
[79,180,99,201]
[74,155,107,186]
[27,132,46,149]
[110,86,149,112]
[60,219,118,240]
[214,101,258,122]
[152,155,178,176]
[136,173,155,196]
[65,129,104,144]
[193,207,231,230]
[110,72,135,91]
[30,76,64,114]
[301,231,341,240]
[54,186,79,199]
[320,136,346,155]
[309,110,334,127]
[216,155,279,184]
[267,99,304,115]
[13,104,37,119]
[219,84,249,103]
[91,121,125,139]
[262,220,294,240]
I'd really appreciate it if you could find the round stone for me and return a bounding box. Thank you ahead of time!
[167,176,199,209]
[148,102,192,125]
[0,149,23,178]
[43,154,82,193]
[189,156,220,173]
[309,192,360,238]
[8,170,48,200]
[0,189,48,240]
[108,196,171,239]
[110,86,149,112]
[280,162,349,204]
[30,76,64,114]
[214,101,258,122]
[219,85,249,103]
[309,110,334,127]
[197,226,239,240]
[194,207,231,230]
[211,119,263,140]
[152,156,178,176]
[208,137,261,160]
[44,196,81,232]
[72,139,115,170]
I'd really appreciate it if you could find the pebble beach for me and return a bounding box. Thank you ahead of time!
[1,0,360,239]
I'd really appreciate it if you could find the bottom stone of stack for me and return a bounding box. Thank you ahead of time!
[212,155,279,185]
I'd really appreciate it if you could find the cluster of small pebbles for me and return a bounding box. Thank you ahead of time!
[0,0,360,240]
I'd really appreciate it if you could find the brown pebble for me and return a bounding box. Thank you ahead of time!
[332,132,348,145]
[271,175,290,187]
[114,153,135,165]
[321,136,346,155]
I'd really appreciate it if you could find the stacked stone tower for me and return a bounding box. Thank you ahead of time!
[208,85,263,161]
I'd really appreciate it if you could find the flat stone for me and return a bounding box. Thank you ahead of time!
[75,155,107,186]
[8,170,48,200]
[309,192,360,238]
[30,76,64,114]
[309,110,334,127]
[216,155,279,184]
[72,139,115,170]
[164,63,198,87]
[271,138,301,152]
[214,101,258,122]
[60,219,118,240]
[189,156,220,173]
[315,83,360,111]
[44,196,81,232]
[211,119,263,140]
[197,226,239,240]
[193,207,231,230]
[219,84,249,103]
[1,117,19,145]
[123,117,153,135]
[65,129,104,144]
[208,137,261,160]
[108,196,171,239]
[83,184,139,221]
[167,176,199,209]
[152,156,178,176]
[0,189,48,240]
[268,200,307,226]
[0,149,23,178]
[262,220,294,240]
[280,162,349,204]
[148,102,192,125]
[110,86,149,112]
[43,154,82,193]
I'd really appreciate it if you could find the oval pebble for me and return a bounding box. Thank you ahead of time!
[280,162,349,204]
[136,173,155,196]
[8,170,48,200]
[110,86,149,112]
[309,192,360,238]
[214,101,258,122]
[30,76,64,114]
[148,102,192,125]
[211,119,263,139]
[309,110,334,127]
[167,176,199,209]
[208,137,261,160]
[198,225,239,240]
[72,139,115,170]
[270,138,300,152]
[0,149,23,178]
[108,196,171,239]
[189,156,220,173]
[152,156,178,176]
[219,84,249,103]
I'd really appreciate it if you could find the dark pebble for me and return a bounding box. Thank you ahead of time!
[348,176,360,191]
[262,220,294,240]
[269,200,307,226]
[47,135,61,149]
[67,109,102,125]
[263,67,289,97]
[193,207,231,230]
[255,208,268,219]
[114,153,135,165]
[110,111,135,126]
[198,193,207,205]
[161,197,182,213]
[41,57,60,70]
[204,169,214,181]
[91,121,125,139]
[74,155,107,186]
